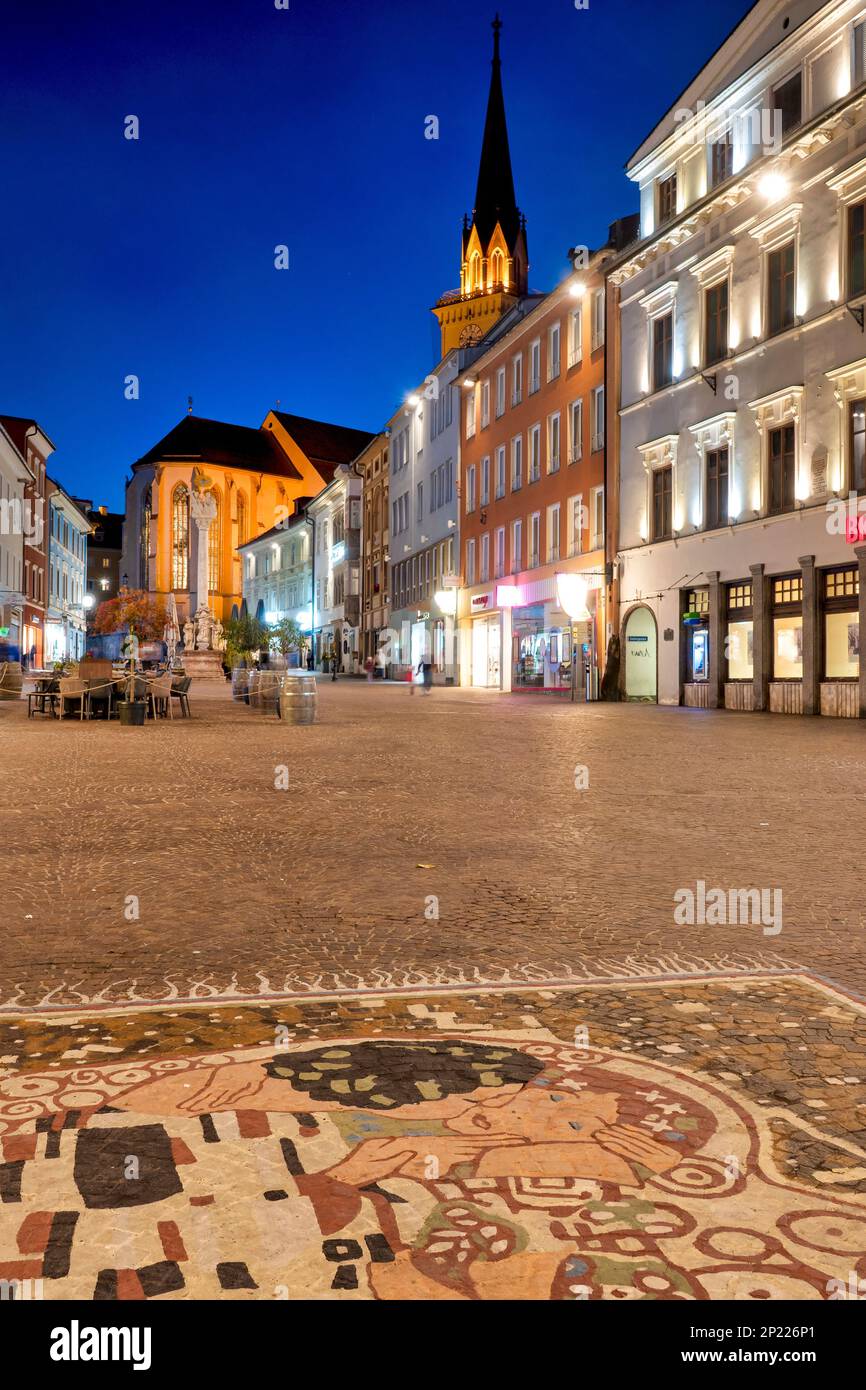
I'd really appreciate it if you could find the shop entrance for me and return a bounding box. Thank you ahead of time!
[623,605,657,701]
[512,602,575,695]
[472,616,500,688]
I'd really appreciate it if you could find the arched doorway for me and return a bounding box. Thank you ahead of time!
[623,605,658,702]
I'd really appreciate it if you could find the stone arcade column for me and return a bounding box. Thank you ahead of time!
[856,544,866,718]
[707,570,722,710]
[750,563,769,712]
[799,555,818,717]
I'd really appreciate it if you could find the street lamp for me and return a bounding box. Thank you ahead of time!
[555,572,591,703]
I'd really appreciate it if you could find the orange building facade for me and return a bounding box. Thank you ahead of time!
[122,411,373,626]
[456,253,611,696]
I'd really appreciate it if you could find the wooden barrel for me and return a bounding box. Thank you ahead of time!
[258,671,280,715]
[231,667,250,703]
[0,662,24,701]
[247,670,262,709]
[279,674,317,724]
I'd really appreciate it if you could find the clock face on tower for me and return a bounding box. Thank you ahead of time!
[459,323,484,348]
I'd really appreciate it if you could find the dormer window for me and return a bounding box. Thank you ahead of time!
[772,71,802,140]
[657,173,677,227]
[710,137,733,188]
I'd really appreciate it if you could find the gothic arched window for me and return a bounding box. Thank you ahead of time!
[236,490,247,546]
[490,248,504,288]
[207,489,221,595]
[171,484,189,590]
[470,252,481,292]
[140,485,152,589]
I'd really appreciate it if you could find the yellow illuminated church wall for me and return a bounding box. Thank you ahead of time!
[147,453,327,623]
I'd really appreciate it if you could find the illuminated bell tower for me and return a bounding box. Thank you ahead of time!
[433,14,528,357]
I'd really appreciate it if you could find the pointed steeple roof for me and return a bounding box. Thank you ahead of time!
[471,15,520,250]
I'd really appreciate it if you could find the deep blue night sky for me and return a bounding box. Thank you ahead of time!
[2,0,755,509]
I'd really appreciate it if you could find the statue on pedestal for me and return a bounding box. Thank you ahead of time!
[183,619,196,651]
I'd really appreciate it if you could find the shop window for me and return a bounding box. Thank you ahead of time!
[686,589,709,616]
[824,567,860,678]
[727,581,753,681]
[772,574,803,679]
[684,591,710,682]
[652,466,673,541]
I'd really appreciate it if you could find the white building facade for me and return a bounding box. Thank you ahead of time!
[0,425,32,657]
[308,465,362,674]
[46,484,91,662]
[611,0,866,717]
[387,352,460,682]
[239,514,312,640]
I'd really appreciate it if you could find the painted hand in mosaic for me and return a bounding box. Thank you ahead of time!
[594,1123,681,1175]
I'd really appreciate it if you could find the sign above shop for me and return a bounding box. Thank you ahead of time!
[846,516,866,544]
[496,584,522,607]
[471,593,493,612]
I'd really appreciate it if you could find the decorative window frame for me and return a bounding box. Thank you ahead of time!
[636,433,678,543]
[655,165,681,230]
[747,385,804,514]
[748,204,803,337]
[827,154,866,301]
[688,412,737,530]
[689,245,734,368]
[638,280,678,393]
[826,355,866,494]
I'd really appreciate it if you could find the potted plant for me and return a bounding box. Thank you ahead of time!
[92,588,166,726]
[223,614,269,702]
[268,617,303,668]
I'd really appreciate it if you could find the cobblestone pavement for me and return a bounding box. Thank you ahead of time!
[0,680,864,1007]
[1,682,865,1300]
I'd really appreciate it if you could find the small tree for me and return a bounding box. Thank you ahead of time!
[223,614,269,669]
[92,588,166,701]
[268,617,304,664]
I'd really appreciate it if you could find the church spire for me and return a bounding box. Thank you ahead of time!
[471,14,520,251]
[433,15,528,355]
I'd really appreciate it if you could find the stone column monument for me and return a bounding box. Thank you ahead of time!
[183,469,226,679]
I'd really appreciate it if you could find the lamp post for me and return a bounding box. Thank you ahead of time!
[555,572,591,704]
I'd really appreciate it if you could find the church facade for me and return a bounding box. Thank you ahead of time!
[121,410,373,626]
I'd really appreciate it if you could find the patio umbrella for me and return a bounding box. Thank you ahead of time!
[164,592,181,668]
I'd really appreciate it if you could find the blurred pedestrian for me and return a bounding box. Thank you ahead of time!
[419,658,433,694]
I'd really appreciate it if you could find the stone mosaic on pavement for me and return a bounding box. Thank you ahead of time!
[1,975,865,1300]
[1,681,865,1299]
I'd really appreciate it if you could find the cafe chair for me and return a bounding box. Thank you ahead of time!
[170,675,192,717]
[147,673,175,720]
[27,677,58,718]
[58,677,90,721]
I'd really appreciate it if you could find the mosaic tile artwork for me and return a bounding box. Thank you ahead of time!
[1,973,865,1300]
